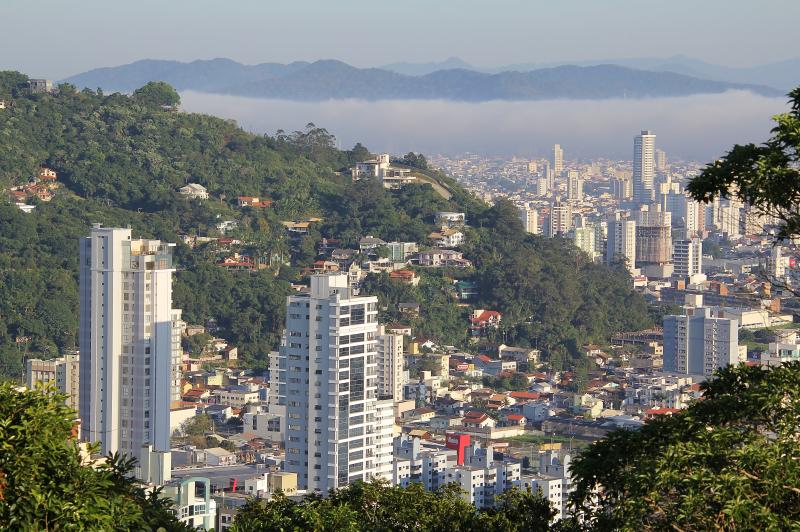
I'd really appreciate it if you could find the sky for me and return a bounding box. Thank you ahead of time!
[2,0,799,79]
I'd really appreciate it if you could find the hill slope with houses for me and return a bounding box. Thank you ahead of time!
[0,72,650,379]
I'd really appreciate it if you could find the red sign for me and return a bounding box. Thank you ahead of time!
[445,432,471,465]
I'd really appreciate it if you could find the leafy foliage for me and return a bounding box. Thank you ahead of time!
[687,87,800,239]
[132,81,181,108]
[0,383,192,531]
[464,200,652,361]
[568,363,800,530]
[231,480,555,532]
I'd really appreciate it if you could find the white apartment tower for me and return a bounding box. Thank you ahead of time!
[280,273,392,492]
[377,324,406,401]
[548,199,572,237]
[673,238,703,277]
[519,205,540,235]
[79,226,183,461]
[663,307,739,377]
[567,174,584,202]
[606,213,637,273]
[633,130,656,205]
[552,144,564,176]
[655,149,667,172]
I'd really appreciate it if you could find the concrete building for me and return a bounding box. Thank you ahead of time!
[162,477,216,530]
[612,177,633,201]
[655,148,667,172]
[26,354,80,412]
[634,203,673,278]
[548,199,572,237]
[673,237,703,278]
[633,130,656,205]
[567,174,584,202]
[28,79,54,94]
[571,225,598,261]
[764,330,800,367]
[79,226,183,463]
[519,204,540,235]
[280,273,392,492]
[377,324,406,401]
[394,435,521,509]
[606,212,636,272]
[552,144,564,176]
[663,306,739,377]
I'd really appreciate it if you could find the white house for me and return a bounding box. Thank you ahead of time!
[179,183,209,200]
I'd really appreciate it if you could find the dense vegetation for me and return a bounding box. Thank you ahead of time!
[688,87,800,241]
[568,363,800,530]
[0,383,192,531]
[0,71,650,378]
[231,480,555,532]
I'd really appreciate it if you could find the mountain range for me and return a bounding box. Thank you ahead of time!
[63,58,785,102]
[381,55,800,90]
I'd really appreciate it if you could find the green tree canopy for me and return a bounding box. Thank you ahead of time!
[687,87,800,239]
[568,363,800,530]
[231,480,555,531]
[0,383,191,530]
[132,81,181,108]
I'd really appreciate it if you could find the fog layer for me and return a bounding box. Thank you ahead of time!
[180,91,787,161]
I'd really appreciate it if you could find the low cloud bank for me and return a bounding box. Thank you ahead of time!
[180,90,788,161]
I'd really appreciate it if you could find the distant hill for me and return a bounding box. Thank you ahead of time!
[489,55,800,91]
[64,58,782,101]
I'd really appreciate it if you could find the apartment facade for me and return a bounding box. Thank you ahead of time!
[663,306,739,376]
[26,354,80,412]
[633,130,656,205]
[79,225,183,460]
[280,273,391,492]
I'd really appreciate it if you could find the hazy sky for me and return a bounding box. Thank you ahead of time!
[3,0,799,79]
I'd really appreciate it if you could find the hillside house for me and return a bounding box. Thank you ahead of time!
[429,228,465,248]
[179,183,209,200]
[237,196,272,208]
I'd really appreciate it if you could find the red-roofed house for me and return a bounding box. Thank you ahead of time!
[462,411,496,429]
[503,413,527,427]
[237,196,273,208]
[470,309,502,336]
[644,407,681,420]
[389,269,420,286]
[508,391,540,401]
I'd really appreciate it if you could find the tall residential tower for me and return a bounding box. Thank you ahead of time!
[79,226,183,461]
[633,130,656,205]
[279,274,393,493]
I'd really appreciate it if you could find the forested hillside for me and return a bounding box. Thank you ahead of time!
[0,71,651,378]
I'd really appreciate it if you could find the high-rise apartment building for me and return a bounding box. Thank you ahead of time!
[79,225,183,461]
[633,130,656,205]
[663,307,739,377]
[655,149,667,172]
[26,354,80,412]
[571,225,598,261]
[612,177,633,201]
[519,205,540,235]
[606,212,636,272]
[377,324,406,401]
[567,174,584,202]
[552,144,564,176]
[673,238,703,277]
[280,273,392,492]
[548,199,572,237]
[633,203,673,277]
